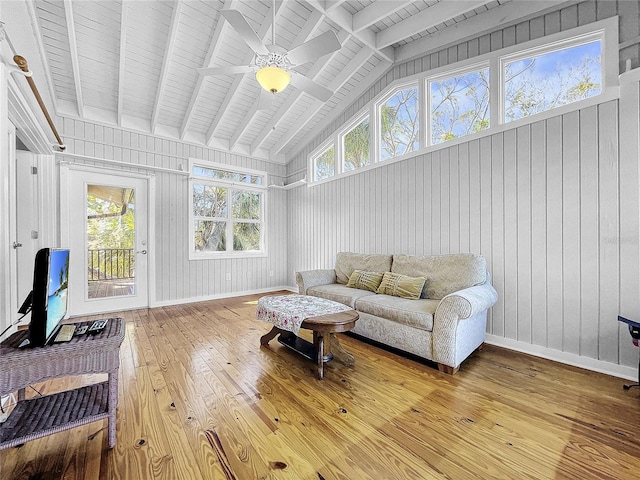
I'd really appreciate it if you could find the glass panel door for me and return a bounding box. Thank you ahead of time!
[86,184,136,299]
[62,168,148,316]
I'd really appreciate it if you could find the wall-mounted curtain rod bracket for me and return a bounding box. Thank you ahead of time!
[13,55,66,151]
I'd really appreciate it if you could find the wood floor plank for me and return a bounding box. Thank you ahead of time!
[2,293,639,479]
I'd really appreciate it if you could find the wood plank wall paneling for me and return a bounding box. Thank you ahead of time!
[58,118,288,303]
[284,3,640,371]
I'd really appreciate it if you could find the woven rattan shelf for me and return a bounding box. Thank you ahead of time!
[0,317,125,449]
[0,382,109,449]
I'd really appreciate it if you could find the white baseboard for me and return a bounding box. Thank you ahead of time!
[485,334,638,381]
[151,286,297,308]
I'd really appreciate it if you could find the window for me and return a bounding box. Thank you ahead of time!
[307,18,615,185]
[380,85,419,161]
[503,39,602,123]
[313,144,335,181]
[190,161,266,258]
[343,116,370,171]
[429,66,490,145]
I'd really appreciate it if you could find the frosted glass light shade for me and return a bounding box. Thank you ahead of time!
[256,66,290,93]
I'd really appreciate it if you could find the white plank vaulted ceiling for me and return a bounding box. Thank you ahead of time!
[24,0,528,163]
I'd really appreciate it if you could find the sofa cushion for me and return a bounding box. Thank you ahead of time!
[356,295,439,331]
[346,270,385,292]
[376,272,426,300]
[392,253,487,299]
[307,284,376,308]
[335,252,393,285]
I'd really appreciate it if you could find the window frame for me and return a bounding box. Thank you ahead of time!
[426,62,490,147]
[499,30,607,125]
[311,142,336,182]
[307,17,618,186]
[340,112,371,173]
[188,159,267,260]
[376,81,420,162]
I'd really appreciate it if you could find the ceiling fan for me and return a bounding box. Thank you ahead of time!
[198,1,342,108]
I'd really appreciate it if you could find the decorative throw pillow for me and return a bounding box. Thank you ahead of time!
[376,272,426,300]
[346,270,385,292]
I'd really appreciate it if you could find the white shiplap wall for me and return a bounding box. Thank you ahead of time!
[58,118,289,304]
[285,1,640,375]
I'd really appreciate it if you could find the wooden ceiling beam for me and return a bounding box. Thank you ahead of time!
[394,0,576,63]
[376,0,497,49]
[306,0,394,63]
[352,0,413,32]
[151,0,182,134]
[63,0,84,118]
[206,0,284,147]
[180,0,236,140]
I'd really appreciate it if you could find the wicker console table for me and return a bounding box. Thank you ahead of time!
[0,317,125,449]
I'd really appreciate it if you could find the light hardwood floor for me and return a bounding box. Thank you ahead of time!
[1,293,639,479]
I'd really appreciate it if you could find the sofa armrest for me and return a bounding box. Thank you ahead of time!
[436,283,498,320]
[296,269,337,295]
[432,282,498,366]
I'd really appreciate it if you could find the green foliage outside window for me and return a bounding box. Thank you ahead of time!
[314,146,335,181]
[344,117,370,171]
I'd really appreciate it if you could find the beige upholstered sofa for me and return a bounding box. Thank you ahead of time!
[296,252,498,373]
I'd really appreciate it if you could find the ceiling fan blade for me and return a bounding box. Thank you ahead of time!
[198,65,253,76]
[290,74,333,102]
[257,90,274,111]
[221,10,269,56]
[287,31,342,66]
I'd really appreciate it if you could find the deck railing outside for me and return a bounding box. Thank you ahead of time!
[88,248,134,281]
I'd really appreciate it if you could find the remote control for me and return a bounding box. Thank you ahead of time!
[74,325,88,335]
[54,324,76,343]
[87,319,108,334]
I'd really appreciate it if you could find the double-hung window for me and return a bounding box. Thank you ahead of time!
[189,161,266,259]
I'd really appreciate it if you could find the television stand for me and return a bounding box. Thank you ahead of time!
[0,318,125,450]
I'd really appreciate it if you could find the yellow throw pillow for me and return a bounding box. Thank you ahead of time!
[346,270,385,292]
[376,272,426,300]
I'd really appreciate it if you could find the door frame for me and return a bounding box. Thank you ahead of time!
[60,163,156,314]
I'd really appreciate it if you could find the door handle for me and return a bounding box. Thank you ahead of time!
[12,241,23,249]
[136,249,147,255]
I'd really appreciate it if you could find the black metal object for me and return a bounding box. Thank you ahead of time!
[618,316,640,391]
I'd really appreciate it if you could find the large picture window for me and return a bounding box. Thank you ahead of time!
[190,161,266,258]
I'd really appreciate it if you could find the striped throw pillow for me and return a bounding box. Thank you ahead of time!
[346,270,385,292]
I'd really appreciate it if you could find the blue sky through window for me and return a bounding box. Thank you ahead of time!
[504,40,601,122]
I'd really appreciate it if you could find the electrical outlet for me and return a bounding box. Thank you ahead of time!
[225,273,231,281]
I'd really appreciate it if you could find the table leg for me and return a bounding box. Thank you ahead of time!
[329,333,355,366]
[260,326,284,346]
[314,331,325,380]
[108,371,118,449]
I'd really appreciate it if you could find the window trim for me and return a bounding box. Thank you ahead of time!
[499,30,606,124]
[311,142,336,182]
[340,112,371,173]
[188,159,267,260]
[307,17,618,186]
[426,61,490,147]
[376,80,420,162]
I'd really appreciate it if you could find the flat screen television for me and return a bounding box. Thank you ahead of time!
[19,248,70,346]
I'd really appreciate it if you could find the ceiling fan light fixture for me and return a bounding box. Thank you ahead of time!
[256,66,290,94]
